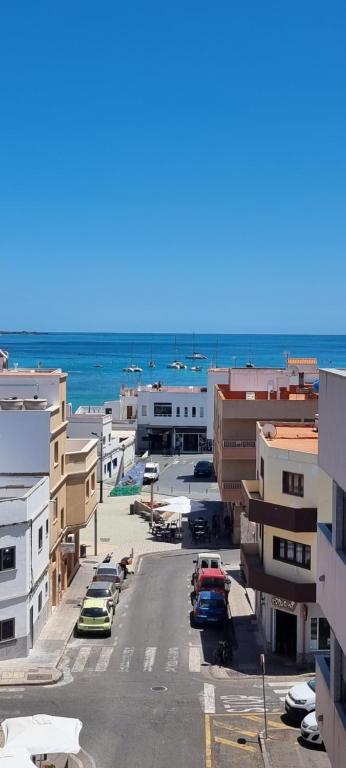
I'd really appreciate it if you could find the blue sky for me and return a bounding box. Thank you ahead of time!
[1,2,345,333]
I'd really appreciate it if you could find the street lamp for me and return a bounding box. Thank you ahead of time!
[91,432,104,503]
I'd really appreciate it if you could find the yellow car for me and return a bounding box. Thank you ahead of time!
[76,598,113,637]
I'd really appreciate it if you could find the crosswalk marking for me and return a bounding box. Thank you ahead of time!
[267,681,295,687]
[120,647,134,671]
[95,647,113,672]
[165,647,179,673]
[203,683,216,714]
[189,646,201,672]
[143,647,157,672]
[72,646,91,673]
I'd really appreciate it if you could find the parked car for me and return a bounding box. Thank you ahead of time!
[93,562,124,589]
[285,678,316,722]
[300,711,323,747]
[192,590,228,625]
[194,568,230,598]
[76,598,113,637]
[143,462,160,484]
[194,461,214,478]
[85,581,119,611]
[191,552,224,587]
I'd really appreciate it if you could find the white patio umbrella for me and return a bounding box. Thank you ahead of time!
[0,747,36,767]
[2,714,82,755]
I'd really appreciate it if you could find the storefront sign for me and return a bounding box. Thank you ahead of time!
[271,596,296,612]
[60,542,75,555]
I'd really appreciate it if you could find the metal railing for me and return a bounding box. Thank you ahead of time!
[222,481,242,490]
[222,440,256,449]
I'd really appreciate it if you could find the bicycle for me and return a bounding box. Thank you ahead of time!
[213,639,232,667]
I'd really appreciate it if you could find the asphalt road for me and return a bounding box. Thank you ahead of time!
[146,453,220,500]
[0,547,329,768]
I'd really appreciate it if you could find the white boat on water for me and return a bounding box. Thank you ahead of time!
[123,365,136,373]
[186,334,208,360]
[167,360,187,369]
[190,365,202,372]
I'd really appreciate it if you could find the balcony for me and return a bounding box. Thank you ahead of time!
[240,543,316,602]
[317,523,346,652]
[66,439,98,528]
[221,439,256,460]
[220,480,243,502]
[241,479,317,533]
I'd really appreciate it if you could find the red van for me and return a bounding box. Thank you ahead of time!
[195,568,228,598]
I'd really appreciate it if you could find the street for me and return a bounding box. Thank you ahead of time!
[142,453,220,500]
[0,542,329,768]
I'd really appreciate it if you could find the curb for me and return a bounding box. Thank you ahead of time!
[258,733,272,768]
[0,668,63,687]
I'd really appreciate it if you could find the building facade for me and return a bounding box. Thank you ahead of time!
[316,369,346,767]
[136,385,209,454]
[68,410,135,483]
[214,366,319,542]
[0,475,50,660]
[240,422,331,664]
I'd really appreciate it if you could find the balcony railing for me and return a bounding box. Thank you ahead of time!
[240,542,316,602]
[241,479,317,533]
[222,481,242,490]
[222,440,256,449]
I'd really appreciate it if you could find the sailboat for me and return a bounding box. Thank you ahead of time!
[167,336,187,369]
[186,334,207,360]
[123,345,143,373]
[148,345,156,369]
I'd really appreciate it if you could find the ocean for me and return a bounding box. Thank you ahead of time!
[1,332,346,410]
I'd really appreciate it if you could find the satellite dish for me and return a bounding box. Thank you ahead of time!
[262,423,277,439]
[290,368,298,376]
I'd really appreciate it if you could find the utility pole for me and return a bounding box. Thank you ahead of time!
[260,653,268,739]
[92,430,105,556]
[150,480,154,528]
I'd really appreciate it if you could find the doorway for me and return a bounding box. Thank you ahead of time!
[275,609,297,660]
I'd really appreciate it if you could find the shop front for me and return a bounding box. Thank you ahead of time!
[257,593,330,665]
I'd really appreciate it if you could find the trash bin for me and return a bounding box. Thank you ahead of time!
[129,503,135,515]
[80,544,87,558]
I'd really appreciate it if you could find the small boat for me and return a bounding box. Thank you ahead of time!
[167,360,187,369]
[95,364,103,368]
[132,365,143,373]
[148,345,156,368]
[123,366,136,373]
[186,334,208,360]
[190,365,202,372]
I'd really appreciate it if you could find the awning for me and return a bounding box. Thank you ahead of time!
[2,715,82,755]
[0,748,36,767]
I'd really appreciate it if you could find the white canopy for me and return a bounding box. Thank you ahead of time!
[2,714,82,755]
[159,496,191,519]
[0,748,36,767]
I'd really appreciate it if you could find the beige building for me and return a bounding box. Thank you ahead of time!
[315,369,346,767]
[240,422,331,664]
[214,365,319,542]
[0,366,97,606]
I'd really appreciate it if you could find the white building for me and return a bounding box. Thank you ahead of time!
[68,411,135,483]
[136,385,209,454]
[0,475,50,660]
[240,421,331,664]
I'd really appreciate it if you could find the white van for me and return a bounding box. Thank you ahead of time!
[191,552,224,586]
[143,462,160,484]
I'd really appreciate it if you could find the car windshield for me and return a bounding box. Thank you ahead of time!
[98,567,118,575]
[87,589,110,598]
[82,607,108,618]
[201,578,224,589]
[308,679,316,692]
[199,598,223,609]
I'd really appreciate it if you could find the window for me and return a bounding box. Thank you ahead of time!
[38,526,43,552]
[86,480,90,500]
[112,458,117,468]
[54,441,59,465]
[0,547,16,571]
[61,400,65,421]
[105,408,112,415]
[176,407,180,417]
[184,407,188,417]
[192,407,196,418]
[200,407,204,418]
[104,464,107,475]
[38,591,42,613]
[282,471,304,497]
[91,473,95,492]
[103,436,106,445]
[310,617,330,650]
[142,405,147,417]
[273,536,311,569]
[154,403,172,417]
[52,498,58,521]
[61,454,65,475]
[45,519,49,537]
[108,434,111,443]
[60,508,65,529]
[0,618,15,642]
[45,581,48,596]
[260,457,264,479]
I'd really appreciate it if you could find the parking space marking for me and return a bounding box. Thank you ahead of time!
[203,683,216,714]
[72,646,92,673]
[95,647,113,672]
[205,715,212,768]
[243,714,292,730]
[214,735,257,753]
[189,646,201,672]
[165,647,179,673]
[214,720,258,739]
[143,647,157,672]
[120,647,134,671]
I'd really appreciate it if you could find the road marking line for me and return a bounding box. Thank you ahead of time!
[95,647,113,672]
[120,647,134,671]
[204,683,216,714]
[205,715,212,768]
[279,696,286,701]
[243,714,287,729]
[213,721,258,738]
[273,689,289,694]
[165,647,179,673]
[268,681,296,687]
[214,735,256,753]
[72,646,92,673]
[137,557,143,574]
[143,647,157,672]
[189,646,201,673]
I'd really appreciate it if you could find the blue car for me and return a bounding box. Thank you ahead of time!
[192,590,227,625]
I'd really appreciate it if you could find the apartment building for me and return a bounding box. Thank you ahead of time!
[0,475,50,660]
[240,422,331,664]
[0,366,98,606]
[214,365,319,542]
[68,410,135,484]
[136,385,209,454]
[315,369,346,767]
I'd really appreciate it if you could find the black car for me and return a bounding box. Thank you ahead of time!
[194,461,214,478]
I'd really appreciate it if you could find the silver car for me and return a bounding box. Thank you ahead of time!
[85,581,119,611]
